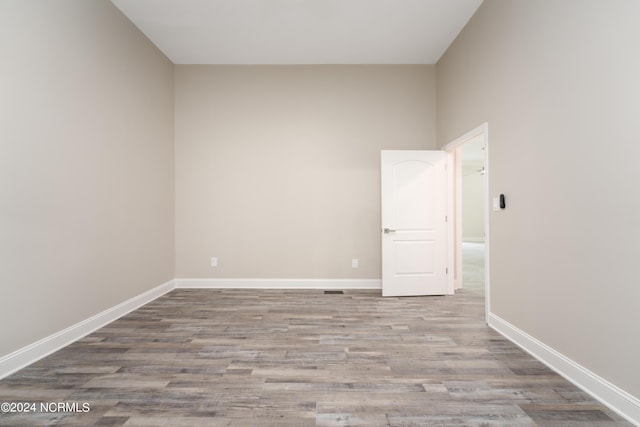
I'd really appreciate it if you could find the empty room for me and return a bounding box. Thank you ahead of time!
[1,0,639,425]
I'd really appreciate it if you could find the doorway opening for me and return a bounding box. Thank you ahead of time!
[443,123,489,321]
[461,135,486,295]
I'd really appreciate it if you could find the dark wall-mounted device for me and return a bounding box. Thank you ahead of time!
[499,194,506,209]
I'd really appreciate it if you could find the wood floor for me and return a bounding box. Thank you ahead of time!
[0,288,630,426]
[462,242,485,294]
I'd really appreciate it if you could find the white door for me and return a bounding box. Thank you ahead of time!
[381,150,450,297]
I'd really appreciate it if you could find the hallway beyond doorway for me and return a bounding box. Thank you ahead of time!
[462,241,484,295]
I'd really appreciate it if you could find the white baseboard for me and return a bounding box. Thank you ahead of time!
[489,313,640,426]
[0,280,174,380]
[175,278,382,290]
[462,237,485,243]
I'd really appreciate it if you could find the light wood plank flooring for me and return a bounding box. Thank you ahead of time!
[462,242,485,295]
[0,289,631,426]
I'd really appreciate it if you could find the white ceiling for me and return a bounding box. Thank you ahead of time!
[110,0,483,65]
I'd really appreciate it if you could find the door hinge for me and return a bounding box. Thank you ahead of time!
[446,267,448,274]
[445,215,448,222]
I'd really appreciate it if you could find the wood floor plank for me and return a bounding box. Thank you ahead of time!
[0,288,632,426]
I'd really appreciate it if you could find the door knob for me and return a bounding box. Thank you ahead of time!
[383,228,396,234]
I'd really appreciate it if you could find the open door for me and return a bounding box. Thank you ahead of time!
[381,150,451,297]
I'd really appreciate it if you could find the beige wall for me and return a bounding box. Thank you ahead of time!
[437,0,640,397]
[175,65,436,279]
[461,162,485,241]
[0,1,175,357]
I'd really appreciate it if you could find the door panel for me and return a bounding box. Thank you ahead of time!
[393,161,434,228]
[395,241,434,274]
[381,150,450,297]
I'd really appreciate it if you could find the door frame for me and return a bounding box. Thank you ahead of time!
[442,123,490,322]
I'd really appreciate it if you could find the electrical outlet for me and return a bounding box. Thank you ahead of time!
[351,258,359,268]
[210,257,218,267]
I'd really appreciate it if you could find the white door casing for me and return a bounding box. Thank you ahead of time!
[381,150,451,297]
